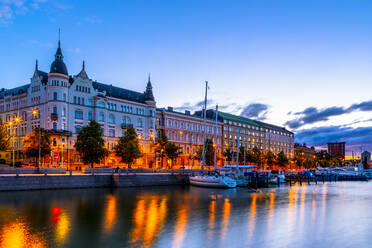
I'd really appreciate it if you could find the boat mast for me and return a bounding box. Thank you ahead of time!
[201,81,208,171]
[214,104,218,169]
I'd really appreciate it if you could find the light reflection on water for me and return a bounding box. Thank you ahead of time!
[0,182,371,247]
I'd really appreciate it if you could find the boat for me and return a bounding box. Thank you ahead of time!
[189,174,237,188]
[188,81,237,189]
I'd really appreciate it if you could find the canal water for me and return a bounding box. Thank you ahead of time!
[0,182,371,248]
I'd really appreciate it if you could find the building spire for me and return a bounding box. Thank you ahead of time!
[76,60,88,79]
[58,28,61,48]
[35,59,38,71]
[144,73,154,101]
[148,73,151,83]
[82,60,85,70]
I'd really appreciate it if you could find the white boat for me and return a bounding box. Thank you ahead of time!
[189,175,237,188]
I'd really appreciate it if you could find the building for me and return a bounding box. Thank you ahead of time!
[294,143,316,159]
[156,107,223,168]
[195,109,294,158]
[361,151,371,169]
[0,40,156,168]
[327,142,345,160]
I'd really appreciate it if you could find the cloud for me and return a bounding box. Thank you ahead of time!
[295,125,372,150]
[0,0,48,24]
[285,100,372,129]
[173,99,216,112]
[240,103,269,120]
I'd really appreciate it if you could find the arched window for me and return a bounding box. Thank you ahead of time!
[53,92,57,100]
[108,114,115,124]
[53,122,57,130]
[53,106,57,114]
[98,101,105,108]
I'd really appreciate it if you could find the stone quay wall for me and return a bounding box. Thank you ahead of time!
[0,174,188,191]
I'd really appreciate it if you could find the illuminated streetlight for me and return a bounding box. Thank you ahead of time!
[32,109,41,168]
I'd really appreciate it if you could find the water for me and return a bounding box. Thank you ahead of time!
[0,182,371,248]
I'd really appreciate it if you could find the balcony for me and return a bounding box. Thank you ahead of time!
[121,123,133,129]
[51,113,58,121]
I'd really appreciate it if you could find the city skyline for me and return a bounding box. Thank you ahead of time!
[1,0,372,155]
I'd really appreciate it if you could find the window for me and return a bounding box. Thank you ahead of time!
[108,114,115,124]
[82,98,85,105]
[73,96,76,104]
[137,119,143,127]
[75,110,83,119]
[109,129,115,137]
[53,122,57,130]
[62,108,66,117]
[98,101,105,108]
[53,92,57,100]
[53,106,57,114]
[63,93,66,101]
[88,100,93,106]
[99,112,104,122]
[62,123,66,130]
[75,125,82,133]
[88,112,93,121]
[77,97,80,105]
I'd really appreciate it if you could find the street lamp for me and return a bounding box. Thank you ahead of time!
[32,109,41,168]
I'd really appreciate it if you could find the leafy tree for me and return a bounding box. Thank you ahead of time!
[252,147,262,165]
[22,128,51,166]
[75,121,108,168]
[315,150,332,167]
[114,127,142,168]
[245,149,256,164]
[276,151,289,167]
[0,121,10,151]
[265,150,276,167]
[196,139,215,167]
[153,130,168,168]
[165,142,181,168]
[223,148,234,163]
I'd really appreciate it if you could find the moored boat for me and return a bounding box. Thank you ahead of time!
[189,175,237,188]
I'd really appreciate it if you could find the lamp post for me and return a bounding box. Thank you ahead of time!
[32,109,41,168]
[8,120,14,168]
[150,133,155,169]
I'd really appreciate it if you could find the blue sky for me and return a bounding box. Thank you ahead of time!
[1,0,372,155]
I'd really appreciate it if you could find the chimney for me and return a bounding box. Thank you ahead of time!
[167,106,173,112]
[185,110,190,115]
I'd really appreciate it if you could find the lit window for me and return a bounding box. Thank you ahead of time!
[75,110,83,119]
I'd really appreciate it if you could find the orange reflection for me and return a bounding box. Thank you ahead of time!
[104,195,117,234]
[55,211,70,245]
[220,198,231,244]
[207,200,216,241]
[248,194,257,239]
[322,183,327,217]
[299,183,307,229]
[0,222,46,248]
[172,204,188,248]
[267,192,275,232]
[130,195,168,248]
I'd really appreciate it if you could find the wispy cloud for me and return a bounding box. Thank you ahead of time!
[285,100,372,129]
[0,0,48,24]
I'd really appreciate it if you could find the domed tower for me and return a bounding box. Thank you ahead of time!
[47,39,70,132]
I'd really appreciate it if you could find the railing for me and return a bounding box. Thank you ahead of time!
[121,123,133,129]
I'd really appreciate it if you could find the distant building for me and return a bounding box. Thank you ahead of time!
[156,107,223,168]
[294,143,316,159]
[327,142,345,159]
[361,151,371,169]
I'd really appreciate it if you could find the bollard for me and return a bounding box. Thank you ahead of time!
[92,169,94,176]
[44,170,47,176]
[322,175,325,183]
[307,176,310,185]
[16,169,19,177]
[70,169,72,176]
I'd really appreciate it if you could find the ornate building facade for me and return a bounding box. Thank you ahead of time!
[0,40,156,168]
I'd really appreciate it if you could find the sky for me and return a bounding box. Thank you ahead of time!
[1,0,372,156]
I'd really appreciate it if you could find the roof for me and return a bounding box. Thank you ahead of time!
[0,84,30,99]
[217,111,260,127]
[256,120,293,134]
[92,81,147,103]
[157,107,217,122]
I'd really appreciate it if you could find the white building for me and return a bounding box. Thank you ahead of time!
[0,40,156,167]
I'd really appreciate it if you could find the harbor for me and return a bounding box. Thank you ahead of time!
[0,181,370,248]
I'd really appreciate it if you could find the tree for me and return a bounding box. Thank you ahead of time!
[153,130,168,168]
[0,121,10,151]
[165,142,181,168]
[195,139,215,167]
[315,150,332,167]
[276,151,289,168]
[252,147,262,165]
[75,121,108,168]
[114,127,142,168]
[22,128,51,166]
[223,148,234,164]
[265,151,276,167]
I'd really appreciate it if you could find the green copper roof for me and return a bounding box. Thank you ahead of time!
[217,111,261,127]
